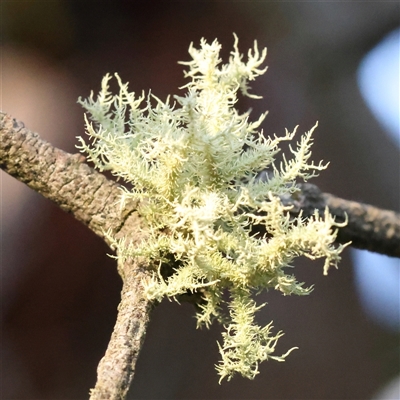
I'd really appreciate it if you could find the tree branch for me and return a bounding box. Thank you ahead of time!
[0,111,153,399]
[1,112,399,398]
[89,258,154,400]
[0,112,143,242]
[282,183,400,258]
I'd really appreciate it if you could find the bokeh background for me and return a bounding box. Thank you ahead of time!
[1,2,399,399]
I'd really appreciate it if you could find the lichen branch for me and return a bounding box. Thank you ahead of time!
[75,37,398,382]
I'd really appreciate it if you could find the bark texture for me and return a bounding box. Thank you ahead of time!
[288,183,400,257]
[0,112,152,398]
[0,112,140,241]
[89,259,154,400]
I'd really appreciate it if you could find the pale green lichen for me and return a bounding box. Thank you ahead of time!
[77,35,346,382]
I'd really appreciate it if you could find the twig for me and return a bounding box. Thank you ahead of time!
[89,258,154,400]
[0,112,127,239]
[0,112,153,398]
[282,183,400,257]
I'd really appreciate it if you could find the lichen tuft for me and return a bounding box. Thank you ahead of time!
[78,35,346,382]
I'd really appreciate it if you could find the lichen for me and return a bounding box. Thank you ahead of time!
[77,35,346,382]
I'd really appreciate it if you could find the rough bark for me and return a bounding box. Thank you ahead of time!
[0,112,141,241]
[89,259,154,400]
[0,112,152,399]
[284,183,400,257]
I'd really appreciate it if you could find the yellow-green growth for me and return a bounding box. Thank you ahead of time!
[77,35,346,382]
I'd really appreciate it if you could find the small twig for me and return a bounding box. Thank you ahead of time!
[89,258,154,400]
[0,112,153,398]
[283,183,400,257]
[0,112,127,239]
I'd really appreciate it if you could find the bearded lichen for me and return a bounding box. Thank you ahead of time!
[77,35,346,382]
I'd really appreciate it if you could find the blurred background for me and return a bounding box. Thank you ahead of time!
[1,2,399,399]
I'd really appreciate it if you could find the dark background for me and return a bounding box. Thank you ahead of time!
[1,2,399,399]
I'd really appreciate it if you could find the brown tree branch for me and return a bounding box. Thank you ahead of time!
[89,258,154,400]
[1,112,399,399]
[282,183,400,258]
[0,111,152,399]
[0,112,139,241]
